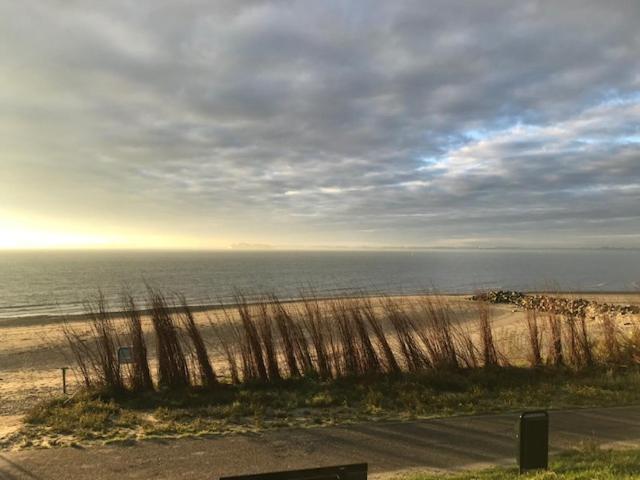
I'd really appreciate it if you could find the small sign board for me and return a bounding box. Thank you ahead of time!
[117,346,134,365]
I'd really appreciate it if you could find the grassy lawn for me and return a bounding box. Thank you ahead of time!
[5,366,640,448]
[412,447,640,479]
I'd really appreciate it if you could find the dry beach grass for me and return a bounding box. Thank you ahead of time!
[57,289,640,392]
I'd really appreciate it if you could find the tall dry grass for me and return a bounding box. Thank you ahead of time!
[235,293,269,382]
[256,300,282,381]
[564,314,581,367]
[331,298,361,376]
[272,296,302,377]
[179,296,217,388]
[362,297,401,373]
[547,313,564,367]
[208,305,242,384]
[62,292,123,391]
[476,301,499,368]
[62,323,96,389]
[383,297,429,372]
[454,323,479,369]
[122,293,153,391]
[415,297,459,370]
[525,310,543,367]
[61,288,640,395]
[577,315,594,368]
[350,300,383,374]
[298,294,329,378]
[149,290,190,389]
[600,313,623,365]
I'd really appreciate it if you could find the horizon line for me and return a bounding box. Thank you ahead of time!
[0,245,638,252]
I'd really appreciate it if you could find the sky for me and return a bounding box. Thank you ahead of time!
[1,1,639,250]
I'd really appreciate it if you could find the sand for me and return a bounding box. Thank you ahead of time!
[1,292,639,436]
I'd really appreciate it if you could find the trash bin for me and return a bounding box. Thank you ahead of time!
[516,410,548,473]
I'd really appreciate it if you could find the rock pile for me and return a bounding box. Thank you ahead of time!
[471,290,525,304]
[471,290,640,318]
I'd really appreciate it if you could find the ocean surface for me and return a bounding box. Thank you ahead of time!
[0,249,638,321]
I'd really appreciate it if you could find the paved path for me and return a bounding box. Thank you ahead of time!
[1,406,640,480]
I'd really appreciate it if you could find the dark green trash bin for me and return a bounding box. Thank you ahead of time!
[517,410,548,474]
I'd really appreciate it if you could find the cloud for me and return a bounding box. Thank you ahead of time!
[0,0,639,247]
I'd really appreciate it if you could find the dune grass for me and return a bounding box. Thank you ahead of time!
[59,289,640,394]
[410,446,640,479]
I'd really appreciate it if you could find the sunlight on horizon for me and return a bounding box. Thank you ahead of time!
[0,215,222,250]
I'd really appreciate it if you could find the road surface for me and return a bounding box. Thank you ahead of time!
[1,405,639,479]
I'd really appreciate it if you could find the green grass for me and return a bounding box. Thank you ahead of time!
[8,366,640,448]
[411,447,640,479]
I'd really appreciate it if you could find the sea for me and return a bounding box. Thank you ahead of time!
[0,249,638,321]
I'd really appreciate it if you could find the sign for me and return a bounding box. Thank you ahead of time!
[117,346,134,365]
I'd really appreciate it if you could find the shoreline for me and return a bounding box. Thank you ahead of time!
[1,290,639,329]
[0,291,467,328]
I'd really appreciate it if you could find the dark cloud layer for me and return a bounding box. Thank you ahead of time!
[1,1,639,247]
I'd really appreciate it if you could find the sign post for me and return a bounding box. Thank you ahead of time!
[61,367,69,394]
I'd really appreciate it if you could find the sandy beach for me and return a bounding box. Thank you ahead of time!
[1,292,639,437]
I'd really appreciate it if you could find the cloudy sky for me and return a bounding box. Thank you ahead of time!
[1,1,639,249]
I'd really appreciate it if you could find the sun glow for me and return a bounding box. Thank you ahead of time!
[0,214,217,250]
[0,216,123,249]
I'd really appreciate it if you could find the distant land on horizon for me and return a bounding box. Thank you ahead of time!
[1,245,639,253]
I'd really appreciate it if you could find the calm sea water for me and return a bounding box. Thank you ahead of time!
[0,249,638,321]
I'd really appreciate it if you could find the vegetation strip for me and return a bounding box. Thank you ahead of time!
[4,366,640,448]
[407,446,640,479]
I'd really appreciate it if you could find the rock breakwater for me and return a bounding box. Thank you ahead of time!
[471,290,640,318]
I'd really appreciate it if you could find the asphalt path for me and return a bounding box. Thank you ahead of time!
[1,405,639,480]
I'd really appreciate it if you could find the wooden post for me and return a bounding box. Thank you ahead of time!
[61,367,69,394]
